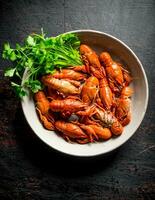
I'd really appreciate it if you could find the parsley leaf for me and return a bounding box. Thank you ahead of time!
[4,67,16,77]
[11,82,27,98]
[25,79,42,93]
[27,36,35,46]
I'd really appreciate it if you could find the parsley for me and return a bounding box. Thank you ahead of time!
[2,29,83,98]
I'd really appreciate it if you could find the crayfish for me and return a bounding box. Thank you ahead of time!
[34,44,133,144]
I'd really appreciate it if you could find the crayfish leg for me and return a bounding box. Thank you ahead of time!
[63,135,74,143]
[76,138,90,144]
[120,113,131,126]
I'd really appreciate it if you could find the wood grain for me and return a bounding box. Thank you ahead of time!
[0,0,155,199]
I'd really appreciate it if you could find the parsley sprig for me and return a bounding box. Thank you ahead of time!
[2,29,83,98]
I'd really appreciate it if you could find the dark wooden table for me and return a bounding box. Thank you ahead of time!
[0,0,155,199]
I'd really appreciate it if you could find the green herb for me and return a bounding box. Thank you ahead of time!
[2,29,83,98]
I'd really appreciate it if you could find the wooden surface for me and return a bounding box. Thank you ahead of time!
[0,0,155,199]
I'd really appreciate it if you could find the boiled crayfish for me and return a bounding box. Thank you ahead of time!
[42,75,80,95]
[76,105,123,135]
[50,96,88,115]
[81,76,99,104]
[115,86,133,126]
[80,44,105,79]
[34,44,133,144]
[99,52,132,93]
[34,91,55,130]
[55,120,88,143]
[52,69,87,81]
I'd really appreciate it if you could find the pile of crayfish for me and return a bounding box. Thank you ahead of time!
[34,44,133,144]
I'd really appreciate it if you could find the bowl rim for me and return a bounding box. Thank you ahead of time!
[21,29,149,157]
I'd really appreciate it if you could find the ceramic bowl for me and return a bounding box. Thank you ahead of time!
[21,30,149,157]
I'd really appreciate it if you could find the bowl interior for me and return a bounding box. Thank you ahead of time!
[21,30,148,157]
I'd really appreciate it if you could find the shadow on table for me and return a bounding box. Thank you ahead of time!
[14,106,119,178]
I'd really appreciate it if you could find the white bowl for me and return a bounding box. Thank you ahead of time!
[21,30,149,157]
